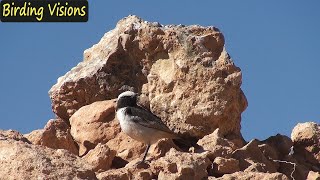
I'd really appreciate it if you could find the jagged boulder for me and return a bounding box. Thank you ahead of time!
[25,119,78,155]
[49,15,247,139]
[0,130,96,179]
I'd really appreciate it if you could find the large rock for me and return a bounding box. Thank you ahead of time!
[25,119,78,155]
[0,130,96,179]
[261,134,293,159]
[49,15,247,138]
[70,100,120,156]
[232,139,277,173]
[291,122,320,165]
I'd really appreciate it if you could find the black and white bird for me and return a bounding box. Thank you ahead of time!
[116,91,179,163]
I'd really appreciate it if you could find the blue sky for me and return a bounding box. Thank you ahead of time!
[0,1,319,141]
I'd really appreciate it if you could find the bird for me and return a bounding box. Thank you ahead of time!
[116,91,179,164]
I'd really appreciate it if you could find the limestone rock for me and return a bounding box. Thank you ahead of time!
[262,134,293,159]
[106,131,145,167]
[197,128,238,160]
[97,169,131,180]
[151,149,211,180]
[98,148,210,180]
[291,122,320,164]
[49,15,247,139]
[0,129,30,143]
[212,157,240,175]
[232,139,277,173]
[70,100,120,156]
[82,143,116,172]
[0,130,96,179]
[25,119,78,155]
[210,172,289,180]
[307,171,320,180]
[149,138,181,159]
[291,122,319,143]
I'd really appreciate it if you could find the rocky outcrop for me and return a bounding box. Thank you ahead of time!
[97,148,211,180]
[1,16,319,180]
[49,15,247,139]
[291,122,320,165]
[0,130,96,179]
[25,119,78,155]
[0,129,30,143]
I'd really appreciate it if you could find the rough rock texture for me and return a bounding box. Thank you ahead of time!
[106,131,145,166]
[210,172,289,180]
[291,122,320,165]
[70,100,120,156]
[197,128,239,160]
[0,129,30,143]
[82,143,116,172]
[0,130,96,179]
[307,171,320,180]
[151,149,211,180]
[49,15,247,139]
[25,119,78,155]
[97,168,131,180]
[212,157,240,175]
[232,139,277,173]
[286,122,320,179]
[98,148,210,180]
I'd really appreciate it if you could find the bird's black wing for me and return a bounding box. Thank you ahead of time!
[127,106,175,135]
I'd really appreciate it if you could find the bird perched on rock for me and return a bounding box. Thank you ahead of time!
[116,91,179,163]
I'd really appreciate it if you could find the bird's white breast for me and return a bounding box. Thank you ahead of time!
[116,108,129,131]
[116,107,162,144]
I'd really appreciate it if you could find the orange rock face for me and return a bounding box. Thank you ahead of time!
[25,119,78,155]
[69,100,120,156]
[49,15,247,139]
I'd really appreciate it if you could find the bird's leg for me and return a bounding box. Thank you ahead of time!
[138,144,150,164]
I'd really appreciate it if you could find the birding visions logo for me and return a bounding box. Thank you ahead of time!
[0,0,88,22]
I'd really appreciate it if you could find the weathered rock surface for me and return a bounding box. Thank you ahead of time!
[307,171,320,180]
[291,122,320,165]
[97,168,131,180]
[0,129,30,143]
[82,143,116,172]
[49,15,247,139]
[106,131,145,166]
[0,130,96,179]
[211,157,240,175]
[70,99,120,156]
[98,148,210,180]
[210,172,289,180]
[197,128,239,160]
[150,149,211,180]
[25,119,78,155]
[232,139,278,173]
